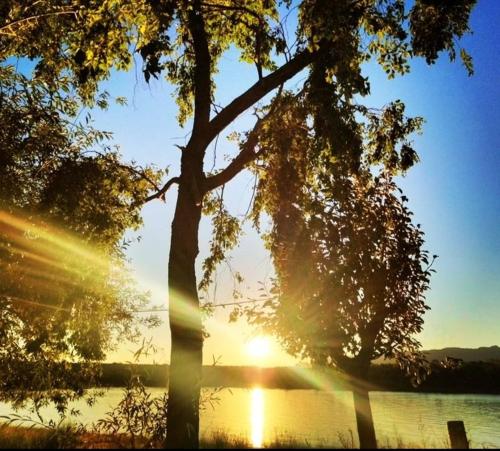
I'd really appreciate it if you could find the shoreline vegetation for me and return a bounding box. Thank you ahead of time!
[0,425,454,449]
[99,361,500,394]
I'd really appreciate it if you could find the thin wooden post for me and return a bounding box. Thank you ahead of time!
[447,421,469,449]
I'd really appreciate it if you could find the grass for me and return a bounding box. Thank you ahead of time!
[0,427,319,449]
[0,425,138,449]
[0,425,487,449]
[199,430,335,448]
[0,424,80,449]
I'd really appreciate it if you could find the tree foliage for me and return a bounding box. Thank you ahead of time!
[0,63,162,412]
[234,90,434,384]
[0,1,476,288]
[0,0,476,110]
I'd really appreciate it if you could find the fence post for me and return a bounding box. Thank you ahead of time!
[447,421,469,449]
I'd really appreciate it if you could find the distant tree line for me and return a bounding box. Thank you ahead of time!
[95,361,500,395]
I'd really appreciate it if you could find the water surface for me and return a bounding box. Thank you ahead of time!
[1,388,499,448]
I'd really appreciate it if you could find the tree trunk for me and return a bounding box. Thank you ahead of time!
[353,387,377,449]
[165,164,204,449]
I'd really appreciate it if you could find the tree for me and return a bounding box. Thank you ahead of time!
[0,63,161,413]
[0,0,476,447]
[238,95,435,448]
[250,175,434,449]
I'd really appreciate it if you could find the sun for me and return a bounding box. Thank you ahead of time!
[246,336,271,359]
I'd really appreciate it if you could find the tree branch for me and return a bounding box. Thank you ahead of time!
[141,176,181,204]
[200,1,262,22]
[205,47,319,146]
[0,10,77,36]
[205,135,263,192]
[81,150,161,192]
[204,92,284,191]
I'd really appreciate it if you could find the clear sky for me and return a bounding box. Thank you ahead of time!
[78,2,500,366]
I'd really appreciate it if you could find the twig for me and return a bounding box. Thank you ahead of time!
[140,176,181,205]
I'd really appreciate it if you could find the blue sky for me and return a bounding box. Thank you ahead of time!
[44,1,500,364]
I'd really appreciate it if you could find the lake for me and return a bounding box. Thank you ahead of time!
[1,388,499,448]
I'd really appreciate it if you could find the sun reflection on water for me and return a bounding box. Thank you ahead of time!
[250,387,265,448]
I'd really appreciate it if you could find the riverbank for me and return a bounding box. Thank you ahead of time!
[0,425,447,449]
[0,425,334,449]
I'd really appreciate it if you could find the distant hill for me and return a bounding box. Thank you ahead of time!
[423,345,500,363]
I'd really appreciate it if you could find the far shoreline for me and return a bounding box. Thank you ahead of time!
[97,360,500,395]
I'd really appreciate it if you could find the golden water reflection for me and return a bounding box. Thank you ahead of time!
[1,388,499,448]
[250,387,264,447]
